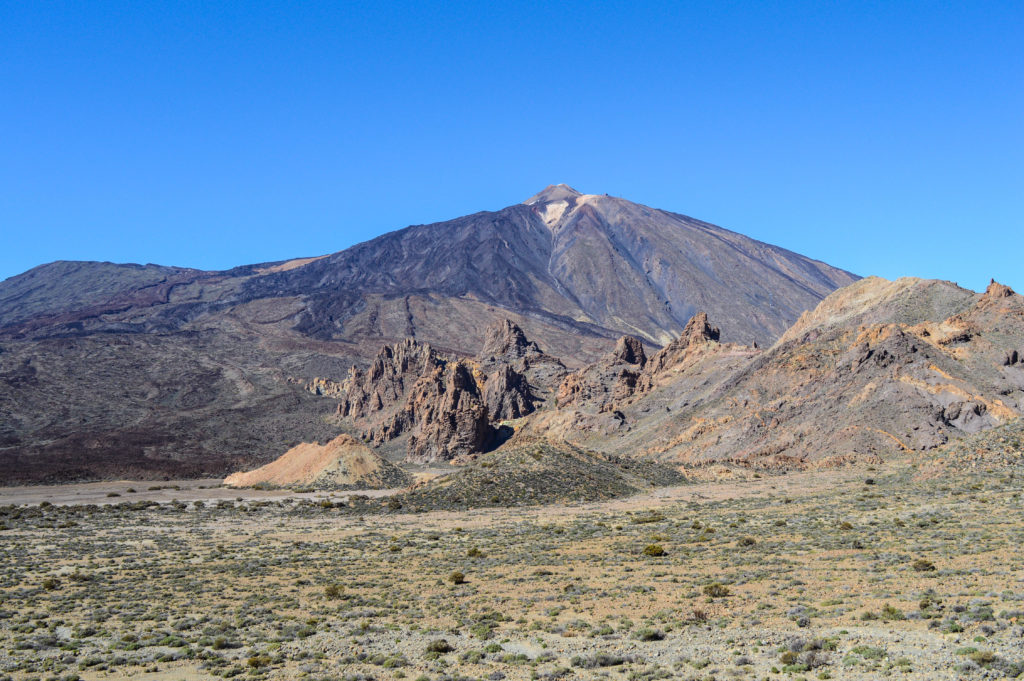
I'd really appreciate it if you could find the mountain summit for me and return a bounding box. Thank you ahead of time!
[524,183,583,204]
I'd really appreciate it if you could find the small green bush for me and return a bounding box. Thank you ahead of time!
[703,583,730,598]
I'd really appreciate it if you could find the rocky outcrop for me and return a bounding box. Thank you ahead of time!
[983,279,1015,300]
[307,323,558,462]
[476,319,569,411]
[557,335,649,412]
[223,434,411,490]
[641,312,720,379]
[335,339,444,419]
[401,361,493,463]
[341,358,494,462]
[554,313,724,413]
[479,319,542,360]
[484,364,535,420]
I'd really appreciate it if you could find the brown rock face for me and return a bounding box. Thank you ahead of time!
[641,311,722,380]
[984,279,1015,300]
[336,339,444,419]
[480,319,541,359]
[477,319,569,411]
[611,336,647,366]
[484,364,535,421]
[306,323,558,462]
[557,335,649,412]
[396,360,492,462]
[555,312,723,413]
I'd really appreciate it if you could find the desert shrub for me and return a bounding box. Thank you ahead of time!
[912,558,936,572]
[633,627,665,641]
[851,645,885,660]
[571,653,637,668]
[642,544,666,557]
[425,639,454,654]
[703,583,730,598]
[247,654,272,668]
[448,571,466,585]
[737,536,756,546]
[881,604,905,621]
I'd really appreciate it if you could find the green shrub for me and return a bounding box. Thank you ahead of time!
[881,604,904,621]
[703,583,730,598]
[633,627,665,641]
[425,639,454,654]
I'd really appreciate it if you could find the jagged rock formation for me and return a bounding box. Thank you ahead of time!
[402,360,493,463]
[304,320,561,462]
[475,318,568,410]
[557,335,649,412]
[479,319,541,359]
[638,312,721,385]
[332,339,445,420]
[223,434,411,490]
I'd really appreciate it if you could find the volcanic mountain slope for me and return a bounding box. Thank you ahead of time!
[0,185,857,482]
[0,185,856,352]
[523,277,1024,470]
[244,184,857,349]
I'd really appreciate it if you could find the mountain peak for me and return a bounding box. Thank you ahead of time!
[524,184,582,205]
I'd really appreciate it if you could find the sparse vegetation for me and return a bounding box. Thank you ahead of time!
[1,457,1022,680]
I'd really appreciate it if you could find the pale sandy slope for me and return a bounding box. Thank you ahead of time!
[224,434,411,489]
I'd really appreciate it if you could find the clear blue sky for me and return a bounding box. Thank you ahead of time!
[2,1,1021,292]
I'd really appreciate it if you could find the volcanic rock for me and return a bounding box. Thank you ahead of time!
[557,335,649,412]
[480,319,541,360]
[484,364,535,421]
[404,361,494,463]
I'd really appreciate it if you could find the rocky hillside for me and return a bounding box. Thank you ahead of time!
[523,278,1024,470]
[389,439,686,510]
[0,185,859,482]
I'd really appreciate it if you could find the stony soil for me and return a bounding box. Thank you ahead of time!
[1,458,1022,681]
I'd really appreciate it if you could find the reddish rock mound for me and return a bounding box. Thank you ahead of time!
[223,434,411,489]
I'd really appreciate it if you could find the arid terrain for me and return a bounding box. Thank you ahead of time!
[2,432,1023,680]
[2,187,1023,681]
